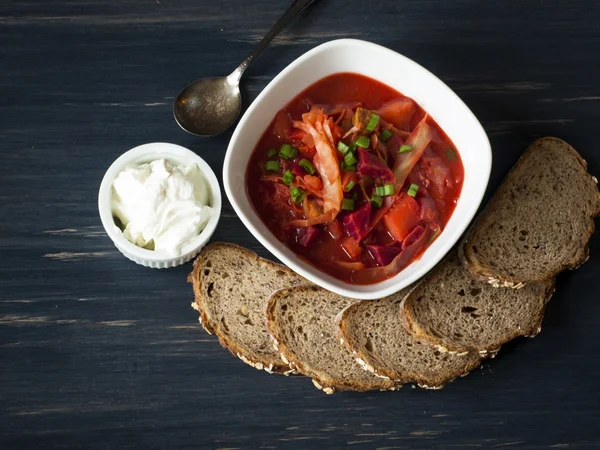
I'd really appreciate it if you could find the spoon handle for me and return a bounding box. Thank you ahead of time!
[228,0,317,83]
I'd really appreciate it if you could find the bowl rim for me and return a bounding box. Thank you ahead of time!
[224,38,491,299]
[98,142,222,263]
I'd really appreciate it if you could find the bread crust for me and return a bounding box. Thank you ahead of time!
[189,242,303,374]
[401,273,557,354]
[336,301,482,389]
[266,286,398,393]
[459,137,600,286]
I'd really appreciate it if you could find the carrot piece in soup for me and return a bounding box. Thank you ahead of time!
[341,236,362,260]
[326,219,344,240]
[382,194,421,242]
[303,174,323,192]
[334,260,366,271]
[377,98,416,130]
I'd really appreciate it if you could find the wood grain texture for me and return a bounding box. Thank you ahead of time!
[1,0,600,448]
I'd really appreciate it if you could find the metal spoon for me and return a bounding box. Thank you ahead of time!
[174,0,317,137]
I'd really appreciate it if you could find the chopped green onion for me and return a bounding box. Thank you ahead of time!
[298,158,315,175]
[279,144,298,160]
[344,151,358,166]
[371,194,383,208]
[340,162,356,172]
[265,160,280,172]
[341,198,355,211]
[445,148,457,161]
[355,135,370,148]
[344,180,355,192]
[290,186,305,204]
[380,129,393,142]
[375,183,394,197]
[399,144,413,154]
[266,148,276,158]
[283,169,294,186]
[407,183,419,197]
[279,144,292,159]
[337,141,350,154]
[366,113,380,132]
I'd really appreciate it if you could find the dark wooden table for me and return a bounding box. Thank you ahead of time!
[2,0,600,448]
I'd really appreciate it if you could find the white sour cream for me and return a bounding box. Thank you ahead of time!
[111,159,213,256]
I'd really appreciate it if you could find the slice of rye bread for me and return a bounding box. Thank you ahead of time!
[267,286,397,393]
[337,293,482,389]
[402,253,556,354]
[459,137,600,287]
[189,242,308,374]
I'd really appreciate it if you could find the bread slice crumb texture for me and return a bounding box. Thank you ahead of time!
[190,242,307,374]
[338,291,482,388]
[460,137,600,285]
[267,286,396,393]
[403,253,555,354]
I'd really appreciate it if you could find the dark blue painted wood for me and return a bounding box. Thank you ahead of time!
[1,0,600,448]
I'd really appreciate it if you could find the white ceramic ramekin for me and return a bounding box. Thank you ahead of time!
[224,39,492,299]
[98,143,221,268]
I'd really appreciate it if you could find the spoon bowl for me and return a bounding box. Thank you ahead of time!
[174,76,241,137]
[173,0,316,137]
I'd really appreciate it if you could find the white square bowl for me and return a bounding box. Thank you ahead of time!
[224,39,491,300]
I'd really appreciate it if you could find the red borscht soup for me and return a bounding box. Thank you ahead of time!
[246,73,464,285]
